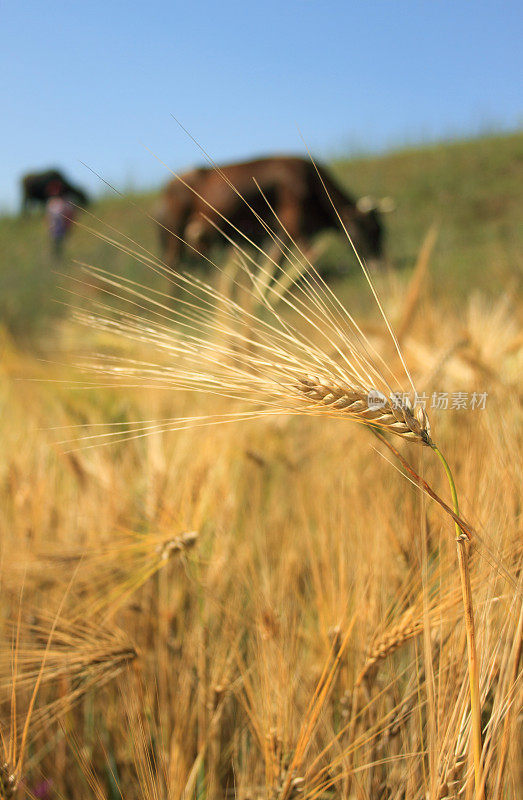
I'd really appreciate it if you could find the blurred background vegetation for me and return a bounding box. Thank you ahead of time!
[1,131,521,345]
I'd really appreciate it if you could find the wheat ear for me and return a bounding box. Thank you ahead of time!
[295,376,432,446]
[355,612,423,689]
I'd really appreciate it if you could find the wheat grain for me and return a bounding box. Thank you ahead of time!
[355,614,423,689]
[295,376,432,445]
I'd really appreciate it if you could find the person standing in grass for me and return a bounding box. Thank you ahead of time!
[46,185,77,258]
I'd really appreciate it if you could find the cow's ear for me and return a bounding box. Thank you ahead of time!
[356,196,396,214]
[377,197,396,213]
[356,195,376,213]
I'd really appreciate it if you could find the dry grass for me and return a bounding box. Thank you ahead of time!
[0,168,521,800]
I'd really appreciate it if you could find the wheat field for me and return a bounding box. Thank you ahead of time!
[0,135,521,799]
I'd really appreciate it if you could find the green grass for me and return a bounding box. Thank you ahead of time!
[0,191,160,344]
[332,131,523,294]
[1,132,521,343]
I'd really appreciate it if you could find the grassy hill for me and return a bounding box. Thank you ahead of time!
[1,131,521,343]
[333,132,522,292]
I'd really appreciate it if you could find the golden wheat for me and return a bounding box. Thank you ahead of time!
[1,141,519,798]
[295,375,432,444]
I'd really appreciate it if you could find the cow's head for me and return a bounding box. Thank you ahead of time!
[340,196,396,269]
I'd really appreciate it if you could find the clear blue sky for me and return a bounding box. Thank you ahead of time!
[1,0,521,211]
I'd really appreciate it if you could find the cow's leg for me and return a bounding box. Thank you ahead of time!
[265,186,319,288]
[161,229,183,272]
[273,185,303,246]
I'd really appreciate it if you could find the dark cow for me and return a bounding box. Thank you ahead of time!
[155,156,384,270]
[21,169,89,213]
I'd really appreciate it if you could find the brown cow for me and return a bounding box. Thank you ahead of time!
[155,156,384,270]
